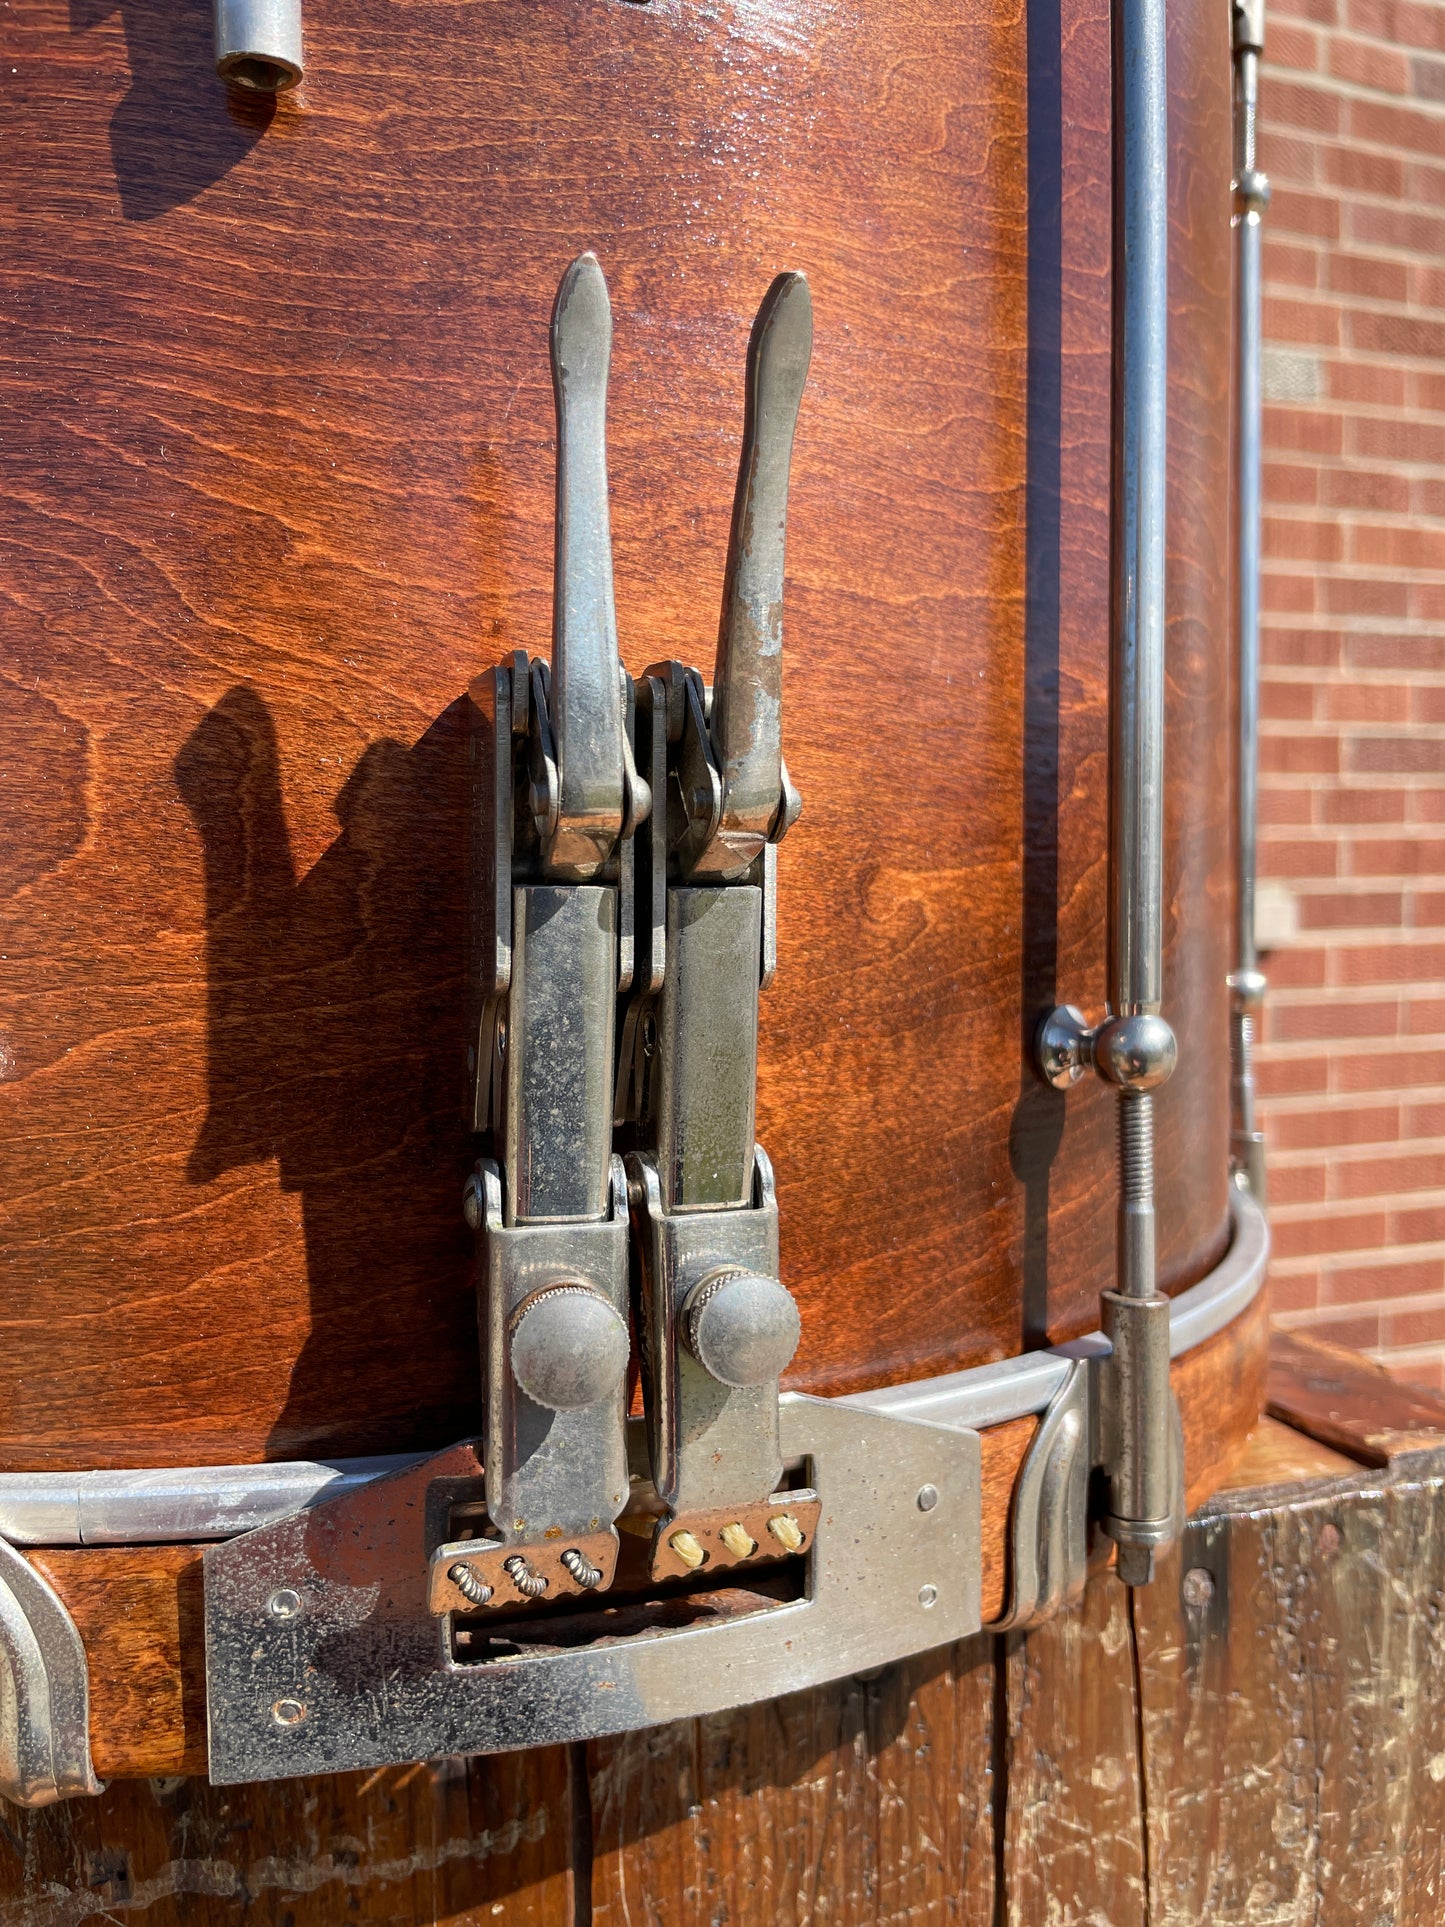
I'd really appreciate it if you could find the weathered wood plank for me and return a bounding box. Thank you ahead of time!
[0,1752,578,1925]
[1268,1328,1445,1466]
[588,1638,996,1926]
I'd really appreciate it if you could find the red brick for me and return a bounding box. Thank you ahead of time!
[1290,1308,1383,1347]
[1410,785,1445,820]
[1261,733,1340,775]
[1276,0,1338,25]
[1331,1049,1445,1095]
[1265,460,1321,505]
[1269,134,1325,187]
[1329,250,1409,301]
[1350,0,1445,54]
[1262,571,1320,614]
[1407,995,1445,1034]
[1324,1255,1445,1301]
[1319,683,1410,724]
[1351,834,1445,874]
[1260,786,1316,825]
[1260,680,1317,721]
[1320,785,1409,824]
[1266,297,1343,348]
[1268,76,1345,132]
[1410,582,1445,621]
[1351,96,1445,156]
[1414,52,1445,96]
[1325,575,1408,617]
[1382,1305,1445,1346]
[1351,310,1445,360]
[1272,20,1324,65]
[1266,515,1345,561]
[1413,477,1445,516]
[1333,939,1445,982]
[1260,837,1339,878]
[1335,1149,1445,1197]
[1263,626,1341,667]
[1271,186,1344,241]
[1412,685,1445,723]
[1350,521,1445,570]
[1267,242,1323,292]
[1350,417,1445,464]
[1271,996,1400,1041]
[1325,141,1402,194]
[1297,888,1404,929]
[1268,1266,1323,1309]
[1270,1208,1390,1258]
[1328,359,1407,406]
[1321,468,1410,514]
[1392,1202,1445,1243]
[1406,1099,1445,1136]
[1413,892,1445,926]
[1346,734,1445,774]
[1412,370,1445,413]
[1349,632,1445,670]
[1413,264,1445,312]
[1273,1100,1401,1147]
[1259,1055,1331,1097]
[1348,203,1445,255]
[1265,942,1330,987]
[1267,404,1343,455]
[1330,34,1411,88]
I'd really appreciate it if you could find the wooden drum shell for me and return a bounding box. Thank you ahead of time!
[0,0,1236,1476]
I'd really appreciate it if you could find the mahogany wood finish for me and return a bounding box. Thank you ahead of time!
[0,0,1230,1468]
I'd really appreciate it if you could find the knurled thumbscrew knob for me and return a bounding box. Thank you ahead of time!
[683,1268,801,1389]
[509,1283,629,1411]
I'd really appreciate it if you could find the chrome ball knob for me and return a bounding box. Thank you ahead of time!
[1094,1012,1178,1091]
[683,1269,801,1389]
[509,1285,629,1412]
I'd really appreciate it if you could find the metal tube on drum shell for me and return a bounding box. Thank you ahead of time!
[213,0,303,93]
[1229,0,1270,1202]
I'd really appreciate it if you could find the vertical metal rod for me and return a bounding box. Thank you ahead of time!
[1096,0,1180,1588]
[1229,0,1270,1201]
[213,0,303,92]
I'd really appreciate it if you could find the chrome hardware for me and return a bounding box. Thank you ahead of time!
[1231,0,1270,1205]
[203,1397,980,1786]
[621,272,811,1583]
[0,1535,103,1808]
[993,1358,1091,1630]
[1033,0,1178,1588]
[213,0,303,91]
[463,256,649,1608]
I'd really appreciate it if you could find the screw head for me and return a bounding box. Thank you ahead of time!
[918,1584,939,1609]
[1036,1005,1091,1089]
[271,1698,307,1727]
[266,1588,302,1621]
[684,1269,800,1389]
[1181,1567,1214,1610]
[1094,1013,1178,1092]
[509,1284,629,1411]
[916,1484,939,1513]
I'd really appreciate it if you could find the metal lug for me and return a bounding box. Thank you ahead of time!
[0,1536,103,1808]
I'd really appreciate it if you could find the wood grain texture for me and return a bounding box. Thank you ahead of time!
[0,1752,578,1924]
[0,0,1230,1467]
[588,1636,997,1927]
[1267,1327,1445,1466]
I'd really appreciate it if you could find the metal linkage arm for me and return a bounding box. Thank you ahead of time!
[455,255,650,1619]
[1230,0,1270,1203]
[622,274,813,1585]
[1033,0,1181,1587]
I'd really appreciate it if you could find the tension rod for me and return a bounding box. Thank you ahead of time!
[1230,0,1270,1203]
[1034,0,1180,1585]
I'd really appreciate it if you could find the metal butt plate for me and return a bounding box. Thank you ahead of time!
[203,1398,981,1785]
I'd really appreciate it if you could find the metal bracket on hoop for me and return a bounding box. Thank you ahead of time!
[202,1398,980,1785]
[0,1535,103,1808]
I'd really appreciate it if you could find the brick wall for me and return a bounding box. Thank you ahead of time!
[1255,0,1445,1386]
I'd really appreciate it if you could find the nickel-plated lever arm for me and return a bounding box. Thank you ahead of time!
[545,253,634,878]
[684,272,811,879]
